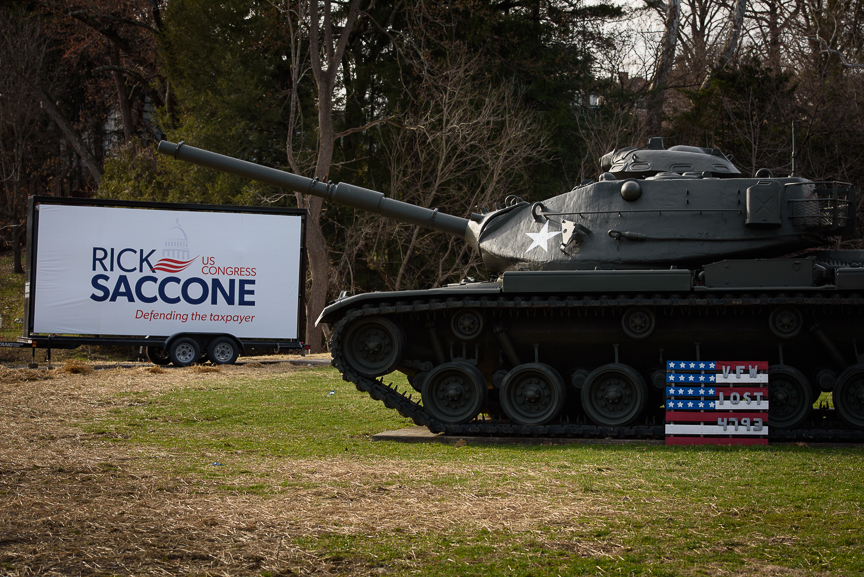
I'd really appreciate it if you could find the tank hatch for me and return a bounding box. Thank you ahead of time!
[600,137,742,179]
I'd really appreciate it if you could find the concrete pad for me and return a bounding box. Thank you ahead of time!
[371,426,663,446]
[288,358,332,367]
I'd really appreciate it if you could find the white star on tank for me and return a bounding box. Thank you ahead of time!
[524,221,561,254]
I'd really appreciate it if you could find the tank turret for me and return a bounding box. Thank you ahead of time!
[599,136,741,178]
[158,139,864,441]
[158,139,855,275]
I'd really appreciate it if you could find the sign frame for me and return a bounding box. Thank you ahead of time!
[23,195,307,349]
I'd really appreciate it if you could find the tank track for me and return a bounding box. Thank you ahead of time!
[329,291,864,443]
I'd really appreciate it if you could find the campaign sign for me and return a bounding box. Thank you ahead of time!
[665,361,769,445]
[32,205,303,339]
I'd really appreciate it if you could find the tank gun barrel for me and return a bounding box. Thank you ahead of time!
[157,141,470,238]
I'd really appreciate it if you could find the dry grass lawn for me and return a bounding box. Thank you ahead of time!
[0,359,379,576]
[1,357,860,577]
[0,358,611,576]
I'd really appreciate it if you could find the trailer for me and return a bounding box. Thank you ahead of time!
[19,196,306,366]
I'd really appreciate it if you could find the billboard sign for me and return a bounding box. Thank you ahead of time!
[31,204,303,339]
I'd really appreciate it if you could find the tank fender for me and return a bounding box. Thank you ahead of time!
[316,285,504,326]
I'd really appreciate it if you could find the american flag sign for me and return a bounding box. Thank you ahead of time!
[665,361,769,446]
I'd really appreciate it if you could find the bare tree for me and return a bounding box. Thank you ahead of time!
[677,0,729,80]
[36,0,166,144]
[0,8,54,272]
[331,34,548,294]
[280,0,381,352]
[809,37,864,70]
[108,39,134,142]
[700,0,747,89]
[745,0,800,69]
[1,4,103,187]
[646,0,680,134]
[28,83,103,186]
[616,7,664,84]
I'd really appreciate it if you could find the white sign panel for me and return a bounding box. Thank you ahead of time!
[32,205,302,339]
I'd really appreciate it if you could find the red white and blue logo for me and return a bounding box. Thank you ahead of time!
[150,256,198,273]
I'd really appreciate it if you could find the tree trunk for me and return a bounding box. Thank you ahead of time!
[304,197,329,351]
[298,0,363,353]
[29,83,102,186]
[700,0,747,90]
[304,74,336,353]
[646,0,680,135]
[109,41,134,143]
[767,0,781,69]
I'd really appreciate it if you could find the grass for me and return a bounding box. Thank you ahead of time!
[0,252,25,344]
[92,367,414,460]
[85,365,864,576]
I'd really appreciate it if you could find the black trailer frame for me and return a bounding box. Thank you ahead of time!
[20,195,307,363]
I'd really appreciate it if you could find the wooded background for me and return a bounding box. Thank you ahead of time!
[2,0,863,351]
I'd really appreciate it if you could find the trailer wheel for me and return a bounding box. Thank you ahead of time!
[146,347,171,366]
[207,337,239,365]
[169,337,200,367]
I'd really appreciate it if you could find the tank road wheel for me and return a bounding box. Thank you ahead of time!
[421,362,487,425]
[146,346,171,366]
[768,365,812,429]
[581,364,647,426]
[621,307,655,339]
[343,317,404,377]
[769,307,803,339]
[833,364,864,428]
[500,363,567,425]
[207,337,239,365]
[169,337,200,367]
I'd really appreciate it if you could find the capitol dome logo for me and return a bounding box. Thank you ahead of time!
[150,218,198,273]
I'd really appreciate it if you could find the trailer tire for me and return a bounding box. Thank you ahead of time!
[207,336,239,365]
[169,337,200,367]
[146,347,171,366]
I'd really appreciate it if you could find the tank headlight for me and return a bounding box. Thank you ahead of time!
[620,180,642,201]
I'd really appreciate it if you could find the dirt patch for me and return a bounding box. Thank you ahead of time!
[0,359,605,576]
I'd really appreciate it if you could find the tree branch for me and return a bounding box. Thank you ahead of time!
[55,6,155,71]
[30,82,102,185]
[333,117,391,138]
[810,36,864,69]
[700,0,747,90]
[65,9,158,33]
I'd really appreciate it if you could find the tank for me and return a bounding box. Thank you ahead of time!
[157,139,864,441]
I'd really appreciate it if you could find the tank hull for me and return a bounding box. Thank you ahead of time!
[322,261,864,441]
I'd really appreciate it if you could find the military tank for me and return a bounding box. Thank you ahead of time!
[157,138,864,441]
